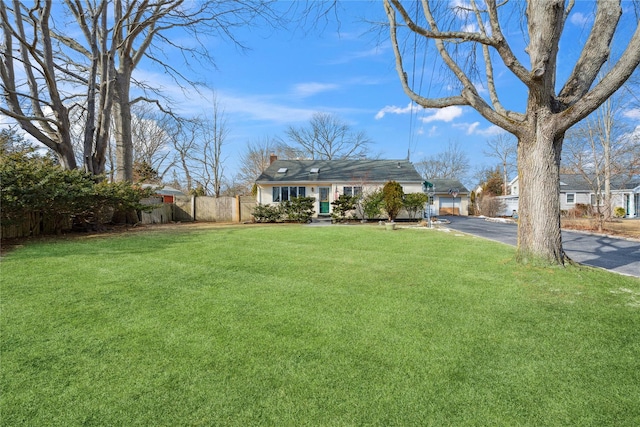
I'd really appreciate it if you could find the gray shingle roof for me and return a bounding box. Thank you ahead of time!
[424,178,469,194]
[256,159,423,184]
[559,174,640,191]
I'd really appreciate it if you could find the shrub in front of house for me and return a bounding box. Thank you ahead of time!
[283,197,315,223]
[382,181,404,221]
[361,190,384,220]
[331,194,357,223]
[253,197,315,223]
[252,204,284,223]
[403,193,429,220]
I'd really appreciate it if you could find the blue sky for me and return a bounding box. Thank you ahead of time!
[136,2,514,180]
[141,0,636,185]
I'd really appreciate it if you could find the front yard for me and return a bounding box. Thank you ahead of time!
[2,225,639,425]
[561,217,640,239]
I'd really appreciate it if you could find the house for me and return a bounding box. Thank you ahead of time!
[423,178,470,216]
[255,157,469,218]
[508,174,640,218]
[141,184,185,204]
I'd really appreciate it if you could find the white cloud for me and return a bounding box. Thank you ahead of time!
[292,82,339,98]
[375,102,421,120]
[569,12,590,26]
[461,23,478,33]
[421,106,464,123]
[453,121,504,136]
[623,108,640,120]
[218,92,317,123]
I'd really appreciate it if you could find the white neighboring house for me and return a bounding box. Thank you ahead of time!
[254,158,469,218]
[508,174,640,218]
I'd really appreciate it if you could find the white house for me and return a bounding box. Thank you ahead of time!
[508,174,640,218]
[255,158,469,218]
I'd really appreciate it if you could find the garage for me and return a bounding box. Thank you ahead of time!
[439,196,461,215]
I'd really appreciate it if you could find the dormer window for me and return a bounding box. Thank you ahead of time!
[309,167,319,174]
[277,167,288,174]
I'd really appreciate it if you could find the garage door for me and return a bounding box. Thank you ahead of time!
[439,197,461,215]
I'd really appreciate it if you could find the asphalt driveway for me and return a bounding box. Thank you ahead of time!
[445,216,640,278]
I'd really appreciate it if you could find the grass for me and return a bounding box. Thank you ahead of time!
[2,224,640,426]
[562,217,640,239]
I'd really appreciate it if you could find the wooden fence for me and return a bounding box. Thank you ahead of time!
[168,195,257,223]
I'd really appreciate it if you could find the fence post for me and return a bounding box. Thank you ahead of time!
[235,196,241,222]
[191,195,196,221]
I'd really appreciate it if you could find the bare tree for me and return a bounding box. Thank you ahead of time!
[237,136,283,192]
[193,96,228,197]
[562,86,637,227]
[384,0,640,264]
[414,141,469,180]
[130,104,176,181]
[1,0,78,169]
[3,0,284,181]
[1,0,118,174]
[483,134,517,195]
[280,112,372,160]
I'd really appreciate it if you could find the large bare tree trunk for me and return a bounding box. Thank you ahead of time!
[517,129,564,264]
[113,69,133,182]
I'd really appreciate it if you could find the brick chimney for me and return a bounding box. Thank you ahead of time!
[269,153,278,164]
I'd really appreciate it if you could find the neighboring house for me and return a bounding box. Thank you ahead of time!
[423,178,470,216]
[508,174,640,218]
[255,157,469,218]
[141,184,185,204]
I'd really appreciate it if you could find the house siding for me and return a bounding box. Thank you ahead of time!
[257,182,426,218]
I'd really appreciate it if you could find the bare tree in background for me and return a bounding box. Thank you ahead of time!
[414,141,469,180]
[130,104,178,182]
[280,112,372,160]
[237,137,281,193]
[193,96,228,197]
[483,134,517,195]
[384,0,640,264]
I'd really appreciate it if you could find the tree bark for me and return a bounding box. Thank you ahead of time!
[516,121,565,264]
[113,68,133,182]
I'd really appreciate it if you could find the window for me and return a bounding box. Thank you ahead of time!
[273,186,306,202]
[590,193,602,205]
[309,167,320,174]
[566,193,575,204]
[343,186,363,197]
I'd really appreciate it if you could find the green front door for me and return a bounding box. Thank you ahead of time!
[319,187,330,215]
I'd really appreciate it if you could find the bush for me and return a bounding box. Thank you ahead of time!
[283,197,315,223]
[1,150,155,234]
[403,193,429,220]
[478,196,506,218]
[252,204,284,223]
[252,197,316,223]
[331,194,357,223]
[361,190,384,220]
[382,181,404,221]
[614,207,626,218]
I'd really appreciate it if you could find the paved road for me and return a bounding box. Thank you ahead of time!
[445,216,640,278]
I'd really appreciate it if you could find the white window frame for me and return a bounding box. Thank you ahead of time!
[566,193,575,204]
[343,186,363,197]
[272,186,306,202]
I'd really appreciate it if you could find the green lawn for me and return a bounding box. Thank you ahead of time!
[2,224,639,426]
